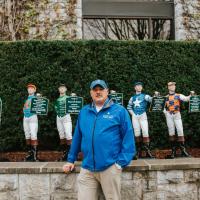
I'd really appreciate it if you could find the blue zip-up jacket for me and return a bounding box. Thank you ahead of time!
[67,99,136,172]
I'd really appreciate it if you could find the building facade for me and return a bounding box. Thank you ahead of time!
[0,0,199,41]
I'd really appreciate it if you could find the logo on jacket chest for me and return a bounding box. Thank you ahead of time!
[103,112,114,119]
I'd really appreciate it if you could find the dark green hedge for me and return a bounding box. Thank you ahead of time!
[0,40,200,151]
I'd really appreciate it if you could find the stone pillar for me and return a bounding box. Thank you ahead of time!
[174,0,200,41]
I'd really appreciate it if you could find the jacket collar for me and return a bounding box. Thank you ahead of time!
[90,98,114,111]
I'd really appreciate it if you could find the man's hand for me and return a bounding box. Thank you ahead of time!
[63,162,75,173]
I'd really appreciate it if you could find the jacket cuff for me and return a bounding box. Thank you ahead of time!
[67,156,75,163]
[115,163,122,170]
[115,161,123,168]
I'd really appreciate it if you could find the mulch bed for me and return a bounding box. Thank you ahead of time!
[0,149,199,162]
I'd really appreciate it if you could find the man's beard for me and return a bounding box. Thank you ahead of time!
[94,95,104,103]
[96,94,102,97]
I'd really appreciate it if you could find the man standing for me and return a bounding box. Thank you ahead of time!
[55,84,72,161]
[127,81,154,159]
[63,79,135,200]
[164,82,190,158]
[23,83,39,161]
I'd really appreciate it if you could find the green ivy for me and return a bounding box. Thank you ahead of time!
[0,40,199,151]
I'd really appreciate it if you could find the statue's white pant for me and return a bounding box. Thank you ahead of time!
[164,112,184,137]
[131,112,149,137]
[56,114,72,140]
[23,115,38,140]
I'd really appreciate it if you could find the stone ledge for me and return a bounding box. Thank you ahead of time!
[0,158,199,174]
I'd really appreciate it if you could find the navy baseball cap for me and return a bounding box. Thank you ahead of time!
[90,80,108,89]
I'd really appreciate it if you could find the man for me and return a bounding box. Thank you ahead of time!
[55,84,72,161]
[127,81,154,159]
[23,83,38,161]
[63,79,135,200]
[164,82,191,158]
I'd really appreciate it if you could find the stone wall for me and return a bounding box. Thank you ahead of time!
[175,0,200,40]
[0,158,199,200]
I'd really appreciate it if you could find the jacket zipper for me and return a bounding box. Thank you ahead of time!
[92,114,98,171]
[90,99,112,171]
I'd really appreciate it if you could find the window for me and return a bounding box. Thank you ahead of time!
[83,0,174,40]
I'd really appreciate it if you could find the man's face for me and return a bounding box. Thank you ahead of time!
[27,87,36,95]
[135,85,143,92]
[90,86,108,105]
[58,86,67,94]
[168,84,176,92]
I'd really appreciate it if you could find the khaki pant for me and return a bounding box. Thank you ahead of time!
[77,164,122,200]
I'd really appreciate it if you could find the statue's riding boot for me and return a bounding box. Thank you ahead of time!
[137,143,142,159]
[133,136,142,160]
[143,137,154,159]
[179,142,191,157]
[165,136,177,159]
[133,142,142,160]
[169,141,177,159]
[62,139,72,161]
[25,139,33,161]
[143,142,155,159]
[177,136,191,157]
[62,145,71,161]
[57,144,65,161]
[25,145,34,161]
[32,145,39,161]
[57,139,67,161]
[58,139,71,161]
